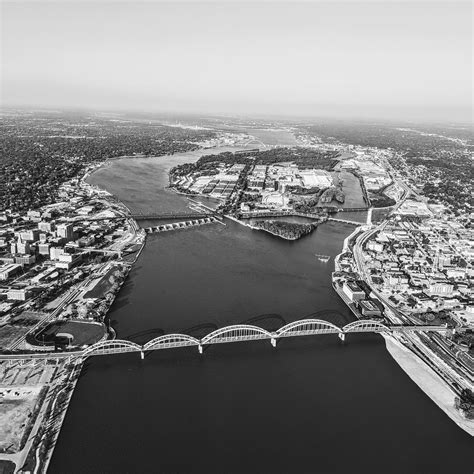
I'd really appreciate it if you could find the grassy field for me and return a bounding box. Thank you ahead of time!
[0,325,29,349]
[33,320,105,346]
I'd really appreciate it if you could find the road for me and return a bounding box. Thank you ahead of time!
[8,278,91,351]
[350,220,473,394]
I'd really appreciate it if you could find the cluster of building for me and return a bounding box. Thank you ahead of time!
[341,157,392,191]
[197,132,254,149]
[339,154,392,192]
[260,163,333,193]
[175,160,336,214]
[242,163,334,213]
[340,280,384,318]
[362,216,473,327]
[0,175,142,325]
[247,164,328,212]
[175,163,245,199]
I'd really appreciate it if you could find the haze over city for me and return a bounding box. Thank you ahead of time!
[2,1,472,121]
[1,1,474,473]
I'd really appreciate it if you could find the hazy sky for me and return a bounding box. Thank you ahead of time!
[2,1,472,121]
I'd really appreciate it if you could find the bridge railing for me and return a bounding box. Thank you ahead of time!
[1,320,449,361]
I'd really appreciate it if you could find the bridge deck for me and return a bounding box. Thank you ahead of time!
[1,320,448,361]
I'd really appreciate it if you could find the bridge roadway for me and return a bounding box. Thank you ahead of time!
[327,218,361,226]
[1,319,448,363]
[145,217,219,234]
[240,211,326,220]
[71,212,216,222]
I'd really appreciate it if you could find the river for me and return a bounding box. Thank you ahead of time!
[49,143,473,473]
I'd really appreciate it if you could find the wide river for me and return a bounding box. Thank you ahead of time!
[49,144,472,473]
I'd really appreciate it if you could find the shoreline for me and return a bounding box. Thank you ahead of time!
[225,214,328,241]
[383,335,474,436]
[18,142,470,471]
[333,221,473,436]
[27,159,148,472]
[224,215,302,240]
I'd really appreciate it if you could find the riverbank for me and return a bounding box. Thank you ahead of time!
[225,213,330,241]
[332,220,473,436]
[48,145,474,472]
[225,214,300,240]
[249,219,320,240]
[29,361,82,474]
[11,159,148,473]
[384,335,474,436]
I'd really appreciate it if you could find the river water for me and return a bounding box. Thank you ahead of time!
[49,144,473,473]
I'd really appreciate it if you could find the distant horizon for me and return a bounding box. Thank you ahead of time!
[2,1,472,124]
[2,103,472,127]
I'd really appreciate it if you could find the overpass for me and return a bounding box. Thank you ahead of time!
[1,319,448,363]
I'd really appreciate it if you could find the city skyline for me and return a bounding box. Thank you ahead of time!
[2,1,472,122]
[0,2,473,472]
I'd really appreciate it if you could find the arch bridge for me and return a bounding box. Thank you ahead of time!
[241,138,268,149]
[0,320,449,362]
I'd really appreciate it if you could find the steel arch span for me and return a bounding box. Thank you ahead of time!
[343,320,390,333]
[243,138,267,149]
[143,334,200,351]
[81,339,142,358]
[277,319,342,338]
[201,324,273,345]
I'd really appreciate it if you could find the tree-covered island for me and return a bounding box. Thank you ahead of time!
[250,219,326,240]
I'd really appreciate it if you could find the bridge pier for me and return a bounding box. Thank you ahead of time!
[140,351,144,360]
[198,344,203,354]
[271,337,277,348]
[338,332,346,342]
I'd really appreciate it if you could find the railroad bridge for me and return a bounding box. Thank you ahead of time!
[131,211,215,221]
[145,217,219,234]
[1,320,448,363]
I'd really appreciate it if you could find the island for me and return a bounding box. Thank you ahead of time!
[169,147,349,239]
[249,220,323,240]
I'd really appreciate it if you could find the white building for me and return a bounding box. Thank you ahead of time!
[57,223,74,241]
[342,281,365,302]
[0,263,22,280]
[7,288,29,301]
[298,169,333,189]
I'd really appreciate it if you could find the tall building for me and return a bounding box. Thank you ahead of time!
[38,221,55,233]
[50,247,65,260]
[17,241,31,254]
[57,223,74,241]
[19,229,39,242]
[38,243,51,255]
